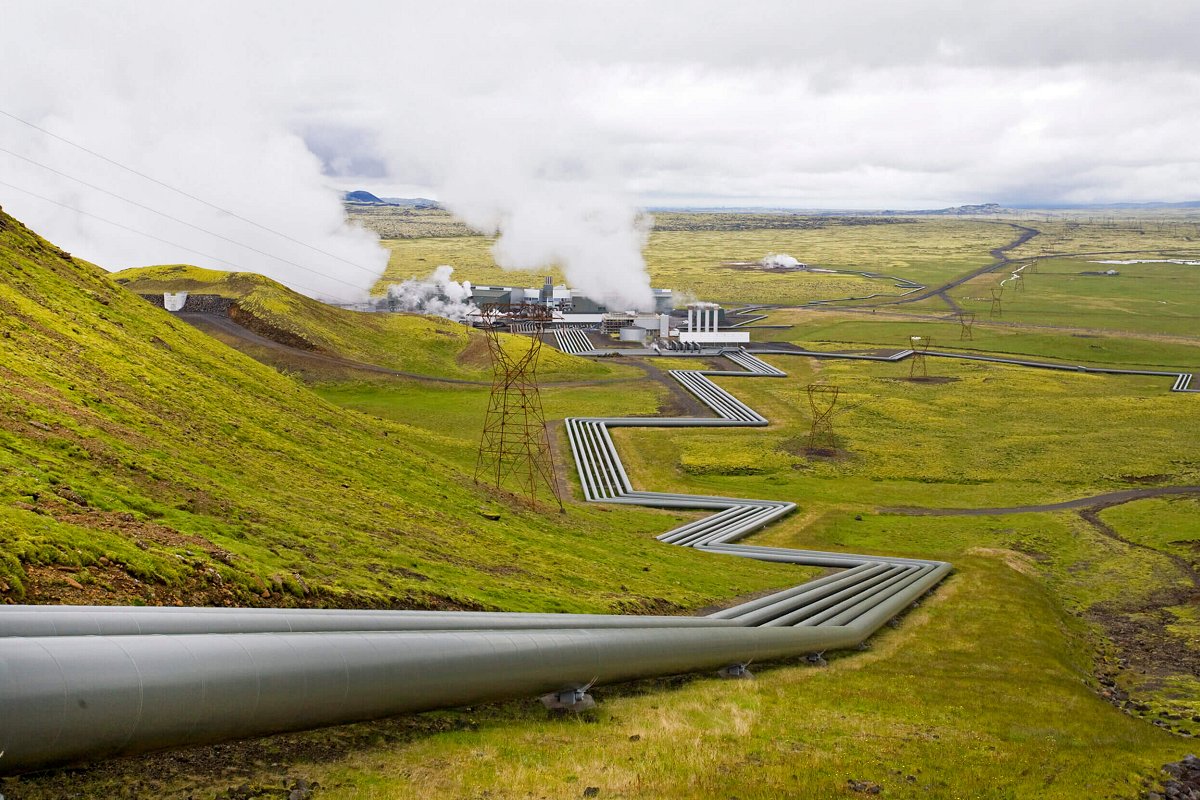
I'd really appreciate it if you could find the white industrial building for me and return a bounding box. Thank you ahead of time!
[678,302,749,346]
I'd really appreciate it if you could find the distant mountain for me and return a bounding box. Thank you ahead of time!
[890,203,1006,216]
[343,190,388,204]
[342,191,442,210]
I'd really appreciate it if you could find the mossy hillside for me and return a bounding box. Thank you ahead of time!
[113,264,619,381]
[0,208,793,609]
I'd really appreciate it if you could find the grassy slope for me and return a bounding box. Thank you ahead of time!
[113,264,622,381]
[0,208,792,610]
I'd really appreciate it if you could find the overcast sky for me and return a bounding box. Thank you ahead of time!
[1,1,1197,300]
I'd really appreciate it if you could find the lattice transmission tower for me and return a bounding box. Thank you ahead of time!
[474,304,564,511]
[989,286,1004,317]
[957,311,976,341]
[806,383,840,454]
[908,335,932,378]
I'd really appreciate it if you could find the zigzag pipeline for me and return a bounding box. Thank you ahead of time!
[565,349,952,632]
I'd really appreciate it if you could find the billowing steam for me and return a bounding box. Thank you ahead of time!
[0,3,657,308]
[385,266,477,322]
[443,164,656,311]
[760,253,802,269]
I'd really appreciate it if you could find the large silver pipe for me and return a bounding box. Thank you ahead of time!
[0,624,860,774]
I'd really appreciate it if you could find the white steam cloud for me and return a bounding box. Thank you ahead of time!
[449,189,655,311]
[385,266,477,322]
[760,253,802,269]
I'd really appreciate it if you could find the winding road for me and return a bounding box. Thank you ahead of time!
[882,486,1200,516]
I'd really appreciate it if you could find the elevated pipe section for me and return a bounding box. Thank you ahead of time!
[749,346,1198,393]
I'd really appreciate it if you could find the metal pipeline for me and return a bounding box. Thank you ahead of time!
[0,347,951,774]
[748,347,1199,393]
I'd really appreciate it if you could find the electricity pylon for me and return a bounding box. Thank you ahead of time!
[474,303,564,511]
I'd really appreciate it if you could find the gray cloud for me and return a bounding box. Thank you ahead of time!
[1,1,1197,302]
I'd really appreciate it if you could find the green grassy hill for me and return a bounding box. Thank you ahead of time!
[113,264,619,381]
[0,208,791,610]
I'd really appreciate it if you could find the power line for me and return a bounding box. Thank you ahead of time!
[0,145,367,293]
[0,106,380,277]
[0,177,340,300]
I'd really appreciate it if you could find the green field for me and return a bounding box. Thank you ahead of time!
[944,256,1200,338]
[1007,214,1200,260]
[7,209,1200,799]
[376,218,1018,307]
[753,309,1200,371]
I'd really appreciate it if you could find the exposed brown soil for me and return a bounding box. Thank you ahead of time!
[1089,584,1200,686]
[229,304,317,352]
[1077,503,1200,733]
[455,334,492,370]
[631,359,711,417]
[1,708,487,800]
[17,562,241,608]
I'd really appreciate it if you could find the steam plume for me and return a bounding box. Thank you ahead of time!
[0,2,657,308]
[385,266,477,322]
[760,253,802,269]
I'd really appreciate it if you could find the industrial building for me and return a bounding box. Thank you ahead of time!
[677,301,749,347]
[470,277,675,317]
